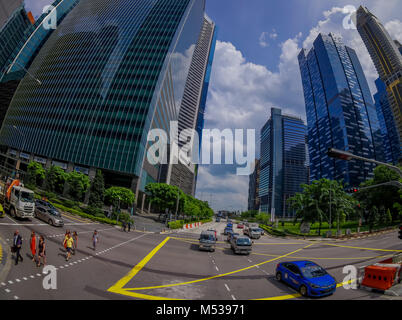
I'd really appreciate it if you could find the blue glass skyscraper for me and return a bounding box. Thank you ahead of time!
[374,77,401,164]
[259,108,308,217]
[298,33,384,188]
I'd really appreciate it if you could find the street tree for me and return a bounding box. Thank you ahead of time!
[67,171,90,201]
[89,170,105,208]
[45,165,67,194]
[26,161,45,187]
[145,183,185,213]
[104,186,135,209]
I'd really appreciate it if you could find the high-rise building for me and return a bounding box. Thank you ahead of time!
[0,0,23,28]
[169,15,217,196]
[298,33,384,188]
[248,159,260,211]
[374,78,401,164]
[0,0,207,203]
[0,0,79,129]
[356,6,402,160]
[259,108,308,218]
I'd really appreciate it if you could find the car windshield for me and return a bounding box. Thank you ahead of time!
[251,228,259,232]
[300,265,328,278]
[48,209,61,217]
[201,234,215,241]
[236,238,251,246]
[20,192,34,202]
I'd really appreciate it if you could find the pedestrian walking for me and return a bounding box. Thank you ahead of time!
[122,220,126,232]
[63,230,70,251]
[37,235,46,267]
[30,231,37,263]
[92,230,98,251]
[72,231,78,255]
[12,230,23,265]
[63,233,74,261]
[128,220,131,232]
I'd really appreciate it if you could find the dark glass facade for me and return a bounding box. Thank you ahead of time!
[259,108,308,217]
[248,159,260,211]
[298,33,384,188]
[0,0,205,193]
[374,78,401,164]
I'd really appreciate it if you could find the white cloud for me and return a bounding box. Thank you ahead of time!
[259,32,269,47]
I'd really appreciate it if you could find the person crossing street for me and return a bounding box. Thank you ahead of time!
[12,230,23,265]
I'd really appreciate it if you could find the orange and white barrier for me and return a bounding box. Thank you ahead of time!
[183,222,203,229]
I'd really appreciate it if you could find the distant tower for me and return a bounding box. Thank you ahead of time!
[356,6,402,161]
[259,108,308,218]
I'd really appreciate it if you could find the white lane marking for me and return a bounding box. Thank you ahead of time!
[3,215,18,225]
[215,266,219,272]
[30,275,34,279]
[247,259,252,263]
[8,281,13,284]
[224,284,231,292]
[256,265,260,269]
[14,296,19,300]
[1,282,6,286]
[23,277,27,281]
[36,273,41,277]
[15,279,20,282]
[231,295,236,300]
[5,289,10,293]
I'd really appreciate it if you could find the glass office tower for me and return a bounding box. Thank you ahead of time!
[356,6,402,159]
[374,78,401,164]
[259,108,308,217]
[169,15,216,196]
[248,159,260,211]
[0,0,205,195]
[298,33,384,188]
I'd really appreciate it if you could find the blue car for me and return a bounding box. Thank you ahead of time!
[275,261,336,297]
[224,226,233,235]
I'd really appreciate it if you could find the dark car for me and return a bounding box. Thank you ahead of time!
[275,261,337,297]
[199,231,217,252]
[227,230,239,242]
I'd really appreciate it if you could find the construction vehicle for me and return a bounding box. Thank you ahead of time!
[0,178,35,218]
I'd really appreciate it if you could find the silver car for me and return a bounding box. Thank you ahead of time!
[230,235,252,255]
[35,205,64,227]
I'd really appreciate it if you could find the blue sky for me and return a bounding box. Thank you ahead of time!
[24,0,402,212]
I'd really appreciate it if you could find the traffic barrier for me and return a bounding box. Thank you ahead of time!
[361,265,398,290]
[183,222,203,230]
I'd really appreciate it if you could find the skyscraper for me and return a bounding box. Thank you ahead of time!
[0,0,23,28]
[259,108,308,218]
[169,15,217,196]
[0,0,207,202]
[0,0,79,128]
[356,6,402,160]
[298,33,384,188]
[248,159,260,211]
[374,78,401,164]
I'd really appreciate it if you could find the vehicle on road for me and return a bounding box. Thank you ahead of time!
[224,225,233,235]
[275,261,337,297]
[227,230,239,242]
[216,217,220,222]
[0,203,4,217]
[257,227,265,235]
[199,230,217,252]
[230,235,252,255]
[207,228,217,239]
[0,179,35,219]
[244,226,261,239]
[237,223,244,229]
[34,202,64,227]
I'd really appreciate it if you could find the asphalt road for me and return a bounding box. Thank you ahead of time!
[0,215,401,300]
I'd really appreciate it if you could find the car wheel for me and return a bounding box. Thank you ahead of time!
[48,219,53,226]
[300,285,308,297]
[276,272,282,281]
[10,207,16,218]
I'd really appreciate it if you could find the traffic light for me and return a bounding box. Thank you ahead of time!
[346,187,359,194]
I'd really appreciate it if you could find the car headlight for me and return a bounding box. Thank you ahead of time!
[310,283,320,289]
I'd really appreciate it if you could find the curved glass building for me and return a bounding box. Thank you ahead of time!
[0,0,206,193]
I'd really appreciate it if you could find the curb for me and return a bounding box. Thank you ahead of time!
[358,284,402,297]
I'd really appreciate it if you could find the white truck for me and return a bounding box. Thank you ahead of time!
[0,179,35,218]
